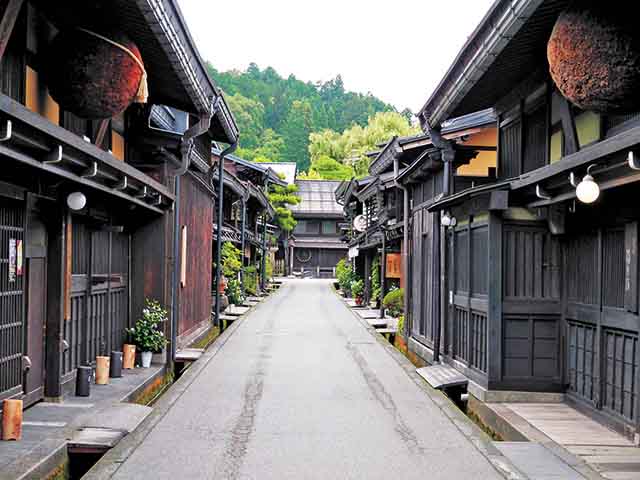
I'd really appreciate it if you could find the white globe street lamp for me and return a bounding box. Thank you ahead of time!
[67,192,87,211]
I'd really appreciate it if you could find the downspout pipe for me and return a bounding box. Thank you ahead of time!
[260,175,271,291]
[424,122,454,364]
[240,194,247,298]
[394,158,411,339]
[212,140,239,331]
[170,99,218,365]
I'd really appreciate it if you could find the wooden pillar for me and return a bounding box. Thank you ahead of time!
[487,211,503,388]
[44,210,66,398]
[379,233,387,318]
[364,252,371,303]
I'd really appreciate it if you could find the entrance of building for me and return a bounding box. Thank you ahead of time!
[62,217,130,383]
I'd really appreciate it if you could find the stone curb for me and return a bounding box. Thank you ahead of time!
[333,288,530,480]
[84,287,280,479]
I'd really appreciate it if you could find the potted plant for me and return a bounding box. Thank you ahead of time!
[351,279,364,305]
[382,287,404,318]
[127,299,168,368]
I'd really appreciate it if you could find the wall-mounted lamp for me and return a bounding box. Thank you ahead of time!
[66,192,87,211]
[441,211,457,227]
[628,151,640,170]
[574,164,599,204]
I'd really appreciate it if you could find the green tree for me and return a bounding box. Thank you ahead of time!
[204,62,399,171]
[304,156,354,181]
[225,93,264,150]
[307,111,419,178]
[281,100,314,171]
[267,183,300,233]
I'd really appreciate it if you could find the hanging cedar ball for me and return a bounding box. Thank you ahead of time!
[43,29,146,119]
[547,2,640,113]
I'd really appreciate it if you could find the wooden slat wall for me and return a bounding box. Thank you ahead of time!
[0,198,25,400]
[501,222,561,388]
[178,174,213,341]
[564,225,639,424]
[499,121,521,179]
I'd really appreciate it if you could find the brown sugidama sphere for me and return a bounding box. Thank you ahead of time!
[43,29,144,119]
[548,2,640,113]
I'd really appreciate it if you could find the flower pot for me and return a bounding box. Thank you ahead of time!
[355,297,363,306]
[218,276,227,294]
[141,351,152,368]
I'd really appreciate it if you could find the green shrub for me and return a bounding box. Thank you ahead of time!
[221,242,242,278]
[243,266,258,295]
[371,256,381,304]
[266,255,273,280]
[226,278,244,305]
[397,314,404,337]
[351,279,364,298]
[336,258,356,294]
[383,288,404,317]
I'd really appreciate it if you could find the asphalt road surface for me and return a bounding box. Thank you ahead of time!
[110,280,503,479]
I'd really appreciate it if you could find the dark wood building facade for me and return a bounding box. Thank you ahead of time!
[291,180,347,278]
[411,0,640,437]
[0,0,238,405]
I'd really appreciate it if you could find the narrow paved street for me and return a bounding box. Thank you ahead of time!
[108,280,503,479]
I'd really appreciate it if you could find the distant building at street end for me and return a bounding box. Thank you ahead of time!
[289,180,348,278]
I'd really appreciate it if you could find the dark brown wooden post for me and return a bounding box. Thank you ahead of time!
[558,96,579,155]
[379,232,386,319]
[44,210,66,398]
[364,252,371,304]
[0,0,24,60]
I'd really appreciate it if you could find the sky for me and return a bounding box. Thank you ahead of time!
[178,0,495,113]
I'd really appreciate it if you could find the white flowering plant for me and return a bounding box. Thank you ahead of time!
[126,299,168,352]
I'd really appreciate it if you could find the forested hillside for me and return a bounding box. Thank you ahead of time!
[206,63,409,172]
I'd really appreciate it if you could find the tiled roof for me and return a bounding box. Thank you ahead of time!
[291,180,344,216]
[257,162,297,184]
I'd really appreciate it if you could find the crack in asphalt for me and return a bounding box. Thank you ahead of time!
[219,287,286,479]
[346,342,425,456]
[322,289,425,457]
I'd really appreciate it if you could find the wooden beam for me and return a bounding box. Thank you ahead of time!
[559,96,579,155]
[0,0,24,60]
[94,119,110,149]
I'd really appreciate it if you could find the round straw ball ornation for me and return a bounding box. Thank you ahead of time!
[43,29,145,119]
[547,2,640,113]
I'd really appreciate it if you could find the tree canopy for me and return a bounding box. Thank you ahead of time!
[207,63,397,172]
[307,112,420,177]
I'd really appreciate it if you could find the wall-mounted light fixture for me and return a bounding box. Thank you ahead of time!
[66,192,87,211]
[628,151,640,170]
[572,164,600,204]
[441,211,457,227]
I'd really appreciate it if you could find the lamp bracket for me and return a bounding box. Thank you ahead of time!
[569,172,578,188]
